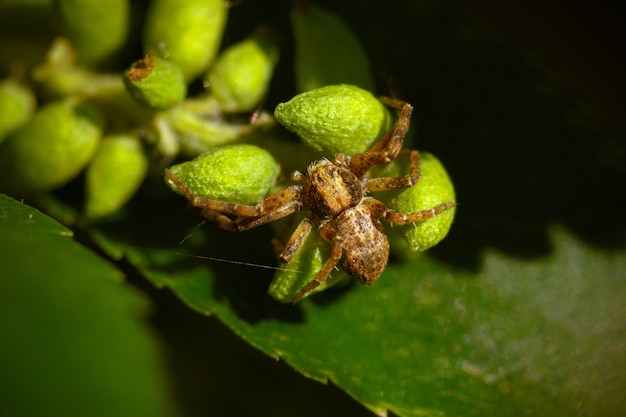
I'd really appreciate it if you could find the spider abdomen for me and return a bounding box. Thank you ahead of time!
[322,204,389,285]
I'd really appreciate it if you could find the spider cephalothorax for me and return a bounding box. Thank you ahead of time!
[166,97,455,301]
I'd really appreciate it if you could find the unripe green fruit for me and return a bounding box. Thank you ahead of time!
[0,79,36,144]
[85,135,148,219]
[382,152,456,252]
[0,100,102,195]
[291,3,375,92]
[207,34,279,112]
[274,84,392,156]
[143,0,228,81]
[166,144,280,205]
[54,0,129,65]
[123,56,187,110]
[268,221,349,303]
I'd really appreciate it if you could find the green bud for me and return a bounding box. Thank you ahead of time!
[54,0,129,66]
[268,220,350,303]
[143,0,228,81]
[33,39,141,118]
[85,135,148,219]
[123,56,187,110]
[166,144,279,205]
[207,33,279,112]
[164,102,248,156]
[0,79,36,144]
[0,100,102,195]
[163,97,277,156]
[381,152,456,252]
[291,3,375,92]
[274,84,391,156]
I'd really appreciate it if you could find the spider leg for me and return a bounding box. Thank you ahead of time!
[166,169,302,231]
[293,235,344,303]
[364,198,456,224]
[365,149,420,192]
[275,216,314,263]
[348,96,413,178]
[233,198,302,231]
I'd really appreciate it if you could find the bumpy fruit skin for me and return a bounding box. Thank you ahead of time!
[0,100,102,195]
[54,0,129,65]
[274,84,391,156]
[268,221,350,302]
[85,135,148,219]
[0,79,36,144]
[165,144,280,205]
[207,34,279,112]
[123,56,187,110]
[291,3,375,92]
[384,152,456,252]
[143,0,227,81]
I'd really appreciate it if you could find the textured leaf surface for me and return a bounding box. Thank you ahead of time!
[98,211,626,417]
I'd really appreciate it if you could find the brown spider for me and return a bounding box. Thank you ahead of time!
[166,97,455,302]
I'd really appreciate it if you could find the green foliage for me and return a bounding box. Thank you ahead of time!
[291,2,375,92]
[0,194,177,417]
[88,202,626,417]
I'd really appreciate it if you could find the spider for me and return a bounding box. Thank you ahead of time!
[165,96,456,302]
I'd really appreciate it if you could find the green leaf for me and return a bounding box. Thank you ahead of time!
[0,194,177,417]
[96,204,626,417]
[291,3,375,92]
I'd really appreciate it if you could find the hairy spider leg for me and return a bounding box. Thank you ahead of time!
[348,96,413,179]
[165,169,302,231]
[364,198,456,225]
[274,216,314,263]
[293,234,345,303]
[365,148,420,192]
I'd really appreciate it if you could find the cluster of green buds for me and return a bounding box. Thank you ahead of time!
[0,1,455,301]
[0,0,277,219]
[163,3,456,302]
